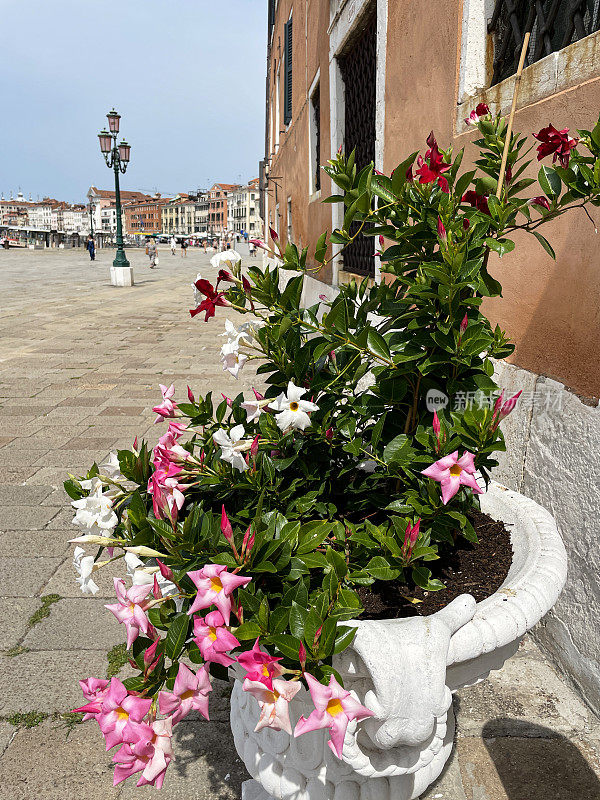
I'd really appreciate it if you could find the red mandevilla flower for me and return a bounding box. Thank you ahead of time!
[415,132,451,193]
[527,196,551,211]
[462,190,490,215]
[533,124,578,168]
[190,279,230,322]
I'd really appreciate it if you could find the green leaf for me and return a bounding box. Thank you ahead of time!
[383,434,410,464]
[234,621,262,640]
[367,329,391,362]
[485,237,515,258]
[271,634,303,661]
[315,231,328,263]
[367,556,400,581]
[531,230,556,259]
[164,613,190,661]
[289,602,309,639]
[391,151,418,194]
[333,625,357,654]
[538,165,561,198]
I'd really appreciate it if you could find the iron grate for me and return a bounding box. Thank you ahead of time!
[488,0,600,86]
[339,10,376,277]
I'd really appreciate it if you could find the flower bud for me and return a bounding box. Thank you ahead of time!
[124,546,166,558]
[156,559,175,582]
[221,506,234,546]
[187,386,195,403]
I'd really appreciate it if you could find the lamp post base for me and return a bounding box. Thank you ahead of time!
[110,265,134,287]
[112,250,130,268]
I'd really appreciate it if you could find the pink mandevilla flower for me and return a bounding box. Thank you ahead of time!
[421,450,483,505]
[112,716,174,789]
[94,677,152,750]
[402,519,421,561]
[294,673,374,759]
[153,384,179,424]
[238,638,283,690]
[193,609,240,666]
[186,564,251,623]
[243,677,302,734]
[105,578,153,649]
[147,465,187,522]
[158,663,212,724]
[73,677,110,720]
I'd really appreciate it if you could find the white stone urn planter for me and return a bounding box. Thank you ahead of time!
[231,482,567,800]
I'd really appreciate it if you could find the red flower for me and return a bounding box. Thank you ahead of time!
[216,269,235,286]
[527,196,551,211]
[464,103,491,127]
[462,190,490,215]
[415,132,451,193]
[533,124,578,168]
[190,279,230,322]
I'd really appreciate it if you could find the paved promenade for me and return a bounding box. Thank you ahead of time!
[0,247,599,799]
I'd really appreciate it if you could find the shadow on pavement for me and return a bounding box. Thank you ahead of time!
[483,719,600,800]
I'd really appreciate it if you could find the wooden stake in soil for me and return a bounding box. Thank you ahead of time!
[496,31,531,199]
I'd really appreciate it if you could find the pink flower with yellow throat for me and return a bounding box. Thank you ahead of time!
[112,716,174,788]
[105,578,154,649]
[94,677,152,750]
[186,564,251,624]
[193,609,240,667]
[421,450,483,505]
[158,662,212,723]
[238,638,283,690]
[294,673,374,758]
[243,677,302,734]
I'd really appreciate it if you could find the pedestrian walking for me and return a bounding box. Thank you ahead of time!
[146,236,158,268]
[202,239,207,253]
[85,234,96,261]
[181,238,188,258]
[170,236,176,255]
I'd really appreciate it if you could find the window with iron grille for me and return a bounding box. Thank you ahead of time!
[338,10,376,277]
[284,16,293,126]
[489,0,600,86]
[310,83,321,193]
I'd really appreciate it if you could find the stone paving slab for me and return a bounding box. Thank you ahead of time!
[22,598,122,651]
[0,650,112,715]
[0,248,598,799]
[0,557,63,597]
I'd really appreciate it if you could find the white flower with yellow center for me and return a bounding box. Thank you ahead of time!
[270,381,319,431]
[213,424,252,472]
[220,340,248,378]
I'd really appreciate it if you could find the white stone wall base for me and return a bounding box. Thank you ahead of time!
[110,266,134,287]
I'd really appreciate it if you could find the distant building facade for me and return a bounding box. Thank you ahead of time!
[123,195,169,237]
[228,178,262,238]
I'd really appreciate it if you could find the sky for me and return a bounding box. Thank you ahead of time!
[0,0,266,203]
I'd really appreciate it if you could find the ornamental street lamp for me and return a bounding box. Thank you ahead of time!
[98,109,131,268]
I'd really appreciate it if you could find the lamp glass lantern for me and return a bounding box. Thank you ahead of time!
[118,141,131,164]
[107,109,121,134]
[98,130,112,154]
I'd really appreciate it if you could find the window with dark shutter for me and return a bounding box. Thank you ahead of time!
[268,0,275,37]
[489,0,600,86]
[284,17,293,126]
[339,10,376,276]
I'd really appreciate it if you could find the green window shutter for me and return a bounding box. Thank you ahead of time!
[284,17,293,125]
[268,0,275,35]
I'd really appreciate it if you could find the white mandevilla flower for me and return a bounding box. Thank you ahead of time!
[221,318,252,346]
[71,480,118,534]
[98,452,125,481]
[270,381,319,431]
[124,552,180,608]
[213,424,252,472]
[241,397,270,423]
[192,272,203,306]
[220,340,248,378]
[73,546,100,595]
